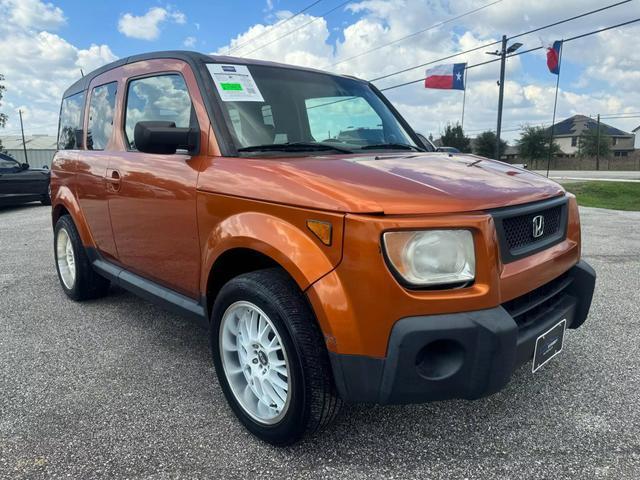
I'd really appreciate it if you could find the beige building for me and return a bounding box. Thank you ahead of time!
[0,134,57,169]
[550,115,635,157]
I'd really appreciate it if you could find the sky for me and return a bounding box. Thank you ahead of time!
[0,0,639,143]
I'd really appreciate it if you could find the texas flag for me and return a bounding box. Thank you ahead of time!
[424,63,466,90]
[546,40,562,75]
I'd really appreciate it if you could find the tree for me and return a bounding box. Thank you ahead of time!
[0,74,7,154]
[440,123,471,153]
[578,128,611,158]
[517,125,561,160]
[473,130,507,159]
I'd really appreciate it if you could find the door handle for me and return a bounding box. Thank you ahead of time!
[105,169,121,192]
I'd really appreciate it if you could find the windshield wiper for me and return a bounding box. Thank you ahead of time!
[237,142,353,154]
[358,143,424,152]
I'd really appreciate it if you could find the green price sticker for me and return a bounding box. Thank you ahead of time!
[220,83,243,91]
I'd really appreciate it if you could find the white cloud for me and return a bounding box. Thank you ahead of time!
[118,6,187,41]
[1,0,65,30]
[0,1,117,135]
[183,36,197,48]
[214,0,640,141]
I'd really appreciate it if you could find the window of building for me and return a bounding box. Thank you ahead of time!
[58,91,86,150]
[87,82,117,151]
[124,74,194,149]
[571,136,577,147]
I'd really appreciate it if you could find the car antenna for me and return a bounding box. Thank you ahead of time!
[80,69,84,78]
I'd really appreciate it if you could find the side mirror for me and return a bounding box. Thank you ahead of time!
[134,121,199,155]
[21,163,29,170]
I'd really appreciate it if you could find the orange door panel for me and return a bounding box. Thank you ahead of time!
[96,59,210,298]
[107,154,202,296]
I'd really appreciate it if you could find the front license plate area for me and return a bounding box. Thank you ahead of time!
[533,319,566,373]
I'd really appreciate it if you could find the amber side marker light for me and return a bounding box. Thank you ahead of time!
[307,220,332,246]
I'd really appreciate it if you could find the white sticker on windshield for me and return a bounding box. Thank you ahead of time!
[207,64,265,102]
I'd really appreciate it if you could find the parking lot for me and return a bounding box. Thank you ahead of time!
[1,204,639,479]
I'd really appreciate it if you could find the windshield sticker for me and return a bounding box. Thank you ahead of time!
[207,64,265,102]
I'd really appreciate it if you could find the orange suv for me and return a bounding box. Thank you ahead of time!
[51,51,596,445]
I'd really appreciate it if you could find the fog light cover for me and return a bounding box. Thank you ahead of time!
[383,230,475,287]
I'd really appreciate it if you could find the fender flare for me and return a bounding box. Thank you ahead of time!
[52,185,96,248]
[201,211,340,294]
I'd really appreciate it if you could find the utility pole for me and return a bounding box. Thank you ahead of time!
[596,113,601,171]
[18,109,28,165]
[495,35,507,161]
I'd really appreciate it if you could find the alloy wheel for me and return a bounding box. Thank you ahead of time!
[219,301,291,425]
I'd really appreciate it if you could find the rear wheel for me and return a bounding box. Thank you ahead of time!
[210,268,341,445]
[54,215,110,300]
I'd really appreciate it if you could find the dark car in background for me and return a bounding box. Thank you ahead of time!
[0,153,51,207]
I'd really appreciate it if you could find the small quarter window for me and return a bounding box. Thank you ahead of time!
[124,74,193,149]
[87,82,117,151]
[58,91,85,150]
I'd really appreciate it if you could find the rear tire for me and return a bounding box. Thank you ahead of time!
[210,268,342,445]
[54,215,110,301]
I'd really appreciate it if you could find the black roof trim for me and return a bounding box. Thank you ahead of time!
[62,50,363,98]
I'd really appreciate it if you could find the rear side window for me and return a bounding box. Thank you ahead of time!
[87,82,117,151]
[58,91,85,150]
[124,74,193,149]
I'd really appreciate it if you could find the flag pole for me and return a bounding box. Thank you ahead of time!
[546,40,563,178]
[461,67,468,130]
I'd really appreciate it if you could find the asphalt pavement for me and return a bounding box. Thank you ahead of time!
[1,204,639,479]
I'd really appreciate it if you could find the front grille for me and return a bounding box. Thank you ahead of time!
[502,272,573,328]
[492,197,568,263]
[503,205,562,250]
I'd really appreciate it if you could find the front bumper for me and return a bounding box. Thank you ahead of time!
[329,260,596,404]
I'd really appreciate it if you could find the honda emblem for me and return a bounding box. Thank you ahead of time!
[532,215,545,238]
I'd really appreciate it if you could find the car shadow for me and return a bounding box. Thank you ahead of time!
[0,203,49,213]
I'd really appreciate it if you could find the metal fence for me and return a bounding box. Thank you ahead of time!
[4,149,56,169]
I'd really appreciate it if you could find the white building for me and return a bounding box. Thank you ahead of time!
[0,135,57,169]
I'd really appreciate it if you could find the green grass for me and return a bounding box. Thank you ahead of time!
[564,181,640,211]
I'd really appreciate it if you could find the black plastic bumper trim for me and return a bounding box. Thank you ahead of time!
[329,260,596,405]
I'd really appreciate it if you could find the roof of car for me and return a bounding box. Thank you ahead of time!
[63,50,361,99]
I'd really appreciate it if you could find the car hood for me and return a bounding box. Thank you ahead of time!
[199,152,564,215]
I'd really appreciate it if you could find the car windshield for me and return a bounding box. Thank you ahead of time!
[206,63,419,155]
[0,157,18,170]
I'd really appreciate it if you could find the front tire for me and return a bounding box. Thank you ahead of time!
[54,215,110,300]
[210,268,342,445]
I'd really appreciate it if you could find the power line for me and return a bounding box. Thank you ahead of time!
[378,17,640,92]
[370,0,632,84]
[228,0,324,55]
[509,0,632,41]
[238,0,352,57]
[326,0,503,69]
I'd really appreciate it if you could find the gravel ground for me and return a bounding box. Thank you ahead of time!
[1,204,639,479]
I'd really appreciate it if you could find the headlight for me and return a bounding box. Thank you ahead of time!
[382,230,475,287]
